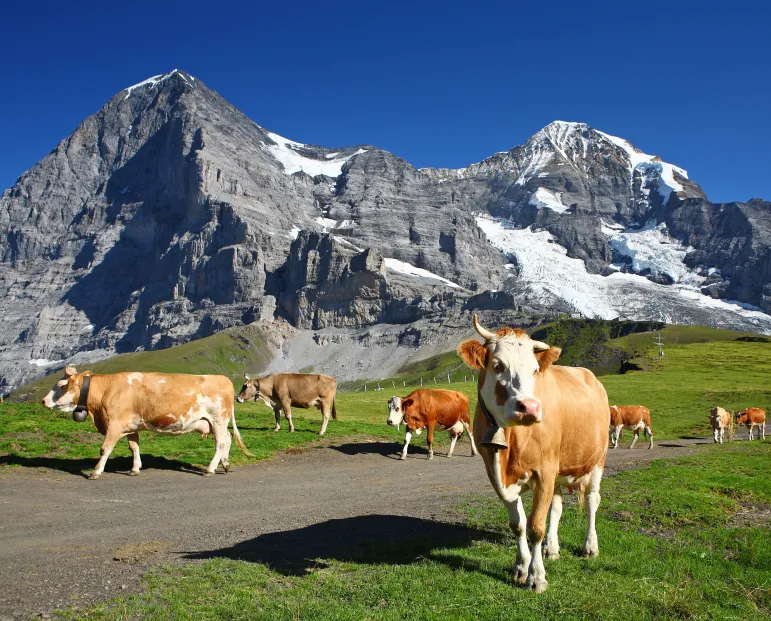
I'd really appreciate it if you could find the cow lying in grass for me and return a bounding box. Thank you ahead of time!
[709,406,733,443]
[41,367,252,479]
[458,315,608,593]
[735,408,766,440]
[609,405,653,449]
[386,389,477,460]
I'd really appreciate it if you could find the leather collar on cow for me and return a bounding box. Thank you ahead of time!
[73,375,91,421]
[478,390,509,450]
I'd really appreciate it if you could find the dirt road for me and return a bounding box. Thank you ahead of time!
[0,436,712,619]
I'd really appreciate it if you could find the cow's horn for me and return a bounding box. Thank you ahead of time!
[473,314,495,341]
[531,340,550,351]
[244,373,250,380]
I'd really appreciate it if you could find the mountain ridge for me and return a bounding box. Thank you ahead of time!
[1,69,769,392]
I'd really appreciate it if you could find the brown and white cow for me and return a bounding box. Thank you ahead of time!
[735,408,766,440]
[386,389,478,460]
[709,406,733,444]
[41,367,252,479]
[237,372,337,435]
[609,405,653,449]
[458,315,608,593]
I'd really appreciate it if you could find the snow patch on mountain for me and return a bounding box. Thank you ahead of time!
[475,215,771,328]
[529,187,569,214]
[597,130,687,202]
[123,69,188,100]
[384,258,462,289]
[263,132,366,177]
[605,223,704,286]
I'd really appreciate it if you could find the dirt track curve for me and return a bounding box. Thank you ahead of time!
[0,435,714,619]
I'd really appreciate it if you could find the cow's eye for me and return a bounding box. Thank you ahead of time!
[492,360,505,373]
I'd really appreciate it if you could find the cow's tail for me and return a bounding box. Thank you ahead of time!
[231,406,254,457]
[331,398,337,420]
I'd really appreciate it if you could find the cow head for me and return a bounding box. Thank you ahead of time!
[458,314,561,428]
[236,374,259,403]
[42,366,89,419]
[386,396,405,426]
[735,410,748,425]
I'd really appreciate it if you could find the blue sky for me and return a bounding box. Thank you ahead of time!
[2,0,769,203]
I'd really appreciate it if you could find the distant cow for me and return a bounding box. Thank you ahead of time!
[735,408,766,440]
[41,367,252,479]
[709,407,733,444]
[386,389,478,460]
[609,405,653,449]
[237,373,337,435]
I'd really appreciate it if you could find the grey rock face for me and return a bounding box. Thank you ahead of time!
[0,77,769,392]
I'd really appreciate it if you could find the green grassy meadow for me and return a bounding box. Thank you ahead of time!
[59,441,771,620]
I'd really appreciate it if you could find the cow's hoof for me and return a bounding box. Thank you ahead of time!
[399,454,407,461]
[545,550,560,560]
[88,472,101,480]
[129,470,140,477]
[274,426,280,432]
[532,579,548,593]
[514,565,528,583]
[582,547,599,558]
[223,464,230,473]
[204,470,215,477]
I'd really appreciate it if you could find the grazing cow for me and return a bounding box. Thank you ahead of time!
[41,367,252,479]
[386,389,478,460]
[709,406,733,444]
[609,405,654,449]
[237,373,337,435]
[735,408,766,440]
[458,315,608,593]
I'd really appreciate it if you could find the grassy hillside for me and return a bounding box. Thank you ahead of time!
[11,324,273,401]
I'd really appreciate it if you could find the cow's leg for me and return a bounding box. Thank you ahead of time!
[713,427,719,443]
[463,422,478,456]
[219,422,233,473]
[749,424,755,441]
[273,407,281,432]
[426,420,436,460]
[582,466,603,557]
[762,423,766,440]
[400,430,412,460]
[127,432,142,476]
[545,485,563,560]
[281,401,295,433]
[205,419,231,475]
[646,426,653,449]
[319,399,331,436]
[526,475,555,593]
[89,427,124,480]
[502,495,530,583]
[612,426,622,448]
[447,430,459,458]
[630,428,639,449]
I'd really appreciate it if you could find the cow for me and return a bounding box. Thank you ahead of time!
[458,314,608,593]
[237,372,337,435]
[386,389,478,460]
[709,406,733,444]
[735,408,766,440]
[41,367,252,479]
[609,405,654,449]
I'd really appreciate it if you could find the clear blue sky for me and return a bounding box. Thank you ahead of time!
[2,0,769,203]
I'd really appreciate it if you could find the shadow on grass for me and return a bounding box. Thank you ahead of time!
[0,454,202,478]
[185,514,504,578]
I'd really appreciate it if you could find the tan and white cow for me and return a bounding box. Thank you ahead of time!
[386,388,478,460]
[237,372,337,435]
[609,405,653,449]
[458,315,608,593]
[709,406,733,444]
[735,408,767,440]
[41,367,252,479]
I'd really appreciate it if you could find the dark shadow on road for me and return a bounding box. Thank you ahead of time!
[0,454,202,478]
[327,441,432,459]
[184,514,503,577]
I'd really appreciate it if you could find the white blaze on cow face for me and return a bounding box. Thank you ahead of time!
[459,315,555,429]
[41,366,81,412]
[386,396,403,427]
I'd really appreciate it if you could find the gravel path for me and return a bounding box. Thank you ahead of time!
[0,435,715,619]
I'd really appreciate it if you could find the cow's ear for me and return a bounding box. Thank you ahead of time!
[458,339,487,370]
[401,399,413,413]
[65,366,77,377]
[536,347,561,372]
